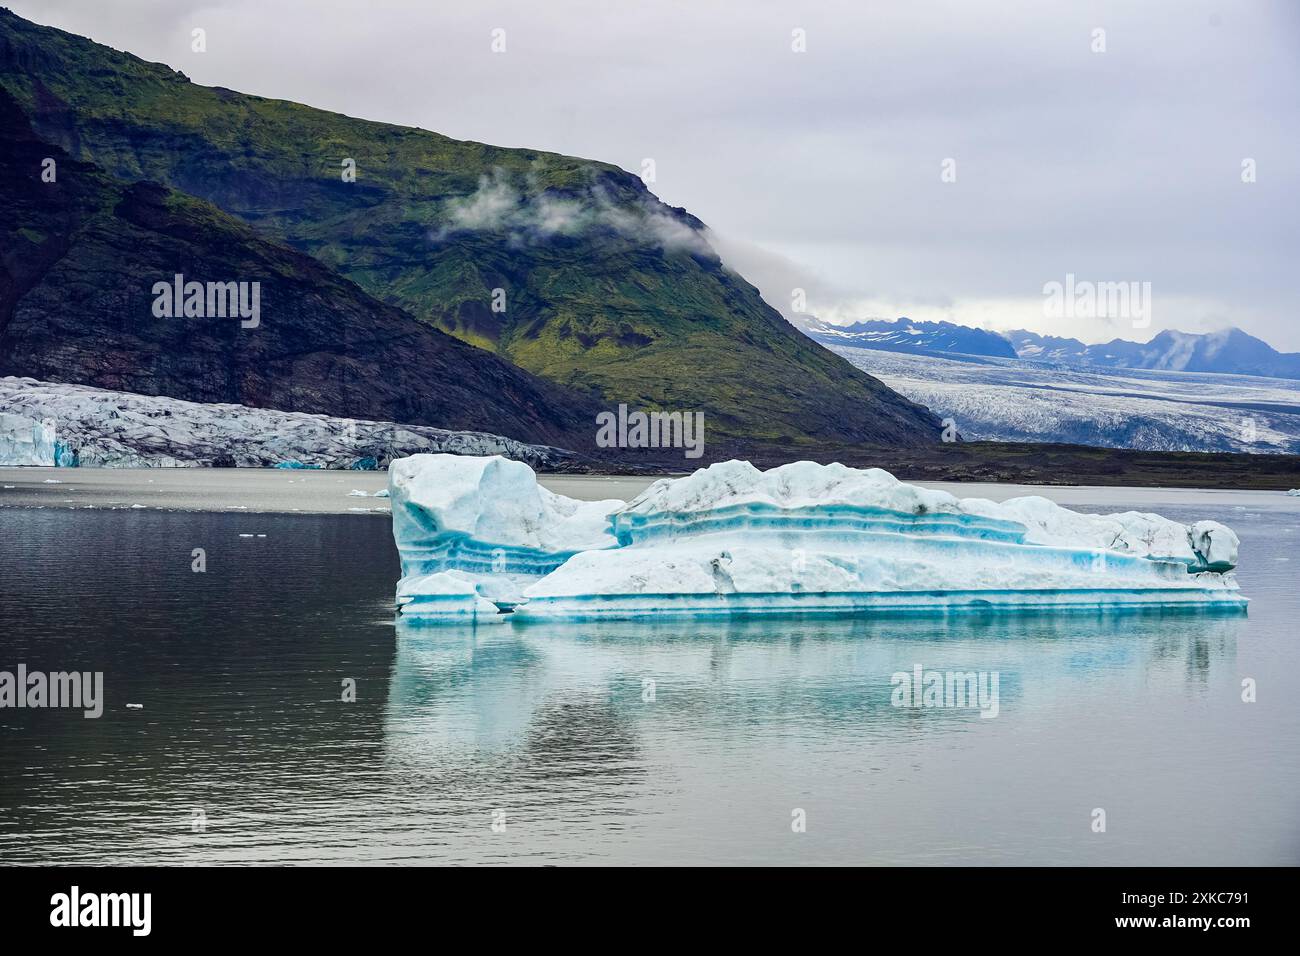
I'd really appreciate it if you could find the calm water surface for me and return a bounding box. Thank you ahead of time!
[1,489,1298,865]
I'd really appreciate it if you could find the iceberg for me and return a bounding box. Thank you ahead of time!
[389,454,623,609]
[390,456,1248,621]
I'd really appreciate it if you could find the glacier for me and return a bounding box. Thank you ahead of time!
[390,455,1248,622]
[0,376,579,470]
[832,346,1300,454]
[0,411,55,466]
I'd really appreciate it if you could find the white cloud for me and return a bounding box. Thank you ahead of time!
[14,0,1300,348]
[434,167,717,257]
[443,172,520,231]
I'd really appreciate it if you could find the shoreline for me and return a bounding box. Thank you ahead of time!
[0,467,658,513]
[3,466,1296,515]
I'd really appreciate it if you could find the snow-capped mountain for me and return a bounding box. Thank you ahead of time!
[797,317,1018,358]
[1008,328,1300,379]
[795,313,1300,382]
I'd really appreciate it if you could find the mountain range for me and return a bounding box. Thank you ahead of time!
[802,316,1300,380]
[798,317,1017,359]
[0,8,939,455]
[1007,328,1300,379]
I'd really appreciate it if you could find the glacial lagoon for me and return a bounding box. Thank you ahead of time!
[1,482,1297,864]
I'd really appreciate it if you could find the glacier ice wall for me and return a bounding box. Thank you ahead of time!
[390,456,1247,622]
[0,376,578,469]
[0,411,55,466]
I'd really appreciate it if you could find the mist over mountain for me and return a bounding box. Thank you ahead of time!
[0,8,941,451]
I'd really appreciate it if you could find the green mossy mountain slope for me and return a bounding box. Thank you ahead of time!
[0,8,941,448]
[0,88,602,449]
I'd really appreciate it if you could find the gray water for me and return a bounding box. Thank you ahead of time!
[1,490,1298,865]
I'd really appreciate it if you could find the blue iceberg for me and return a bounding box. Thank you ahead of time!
[389,454,621,614]
[389,455,1248,622]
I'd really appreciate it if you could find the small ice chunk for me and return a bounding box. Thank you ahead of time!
[396,570,505,623]
[1188,520,1238,572]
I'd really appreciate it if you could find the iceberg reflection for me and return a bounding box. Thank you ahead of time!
[385,609,1244,771]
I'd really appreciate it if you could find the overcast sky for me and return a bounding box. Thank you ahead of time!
[15,0,1300,348]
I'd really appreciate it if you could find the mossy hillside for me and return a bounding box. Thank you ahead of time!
[0,88,602,449]
[0,8,940,447]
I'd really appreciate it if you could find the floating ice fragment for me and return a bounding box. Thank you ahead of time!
[395,569,505,623]
[390,456,1248,622]
[389,453,621,609]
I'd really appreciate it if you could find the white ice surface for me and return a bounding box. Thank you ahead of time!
[615,460,1236,570]
[0,376,573,469]
[0,411,55,466]
[833,346,1300,454]
[394,570,505,623]
[391,456,1247,621]
[390,454,622,610]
